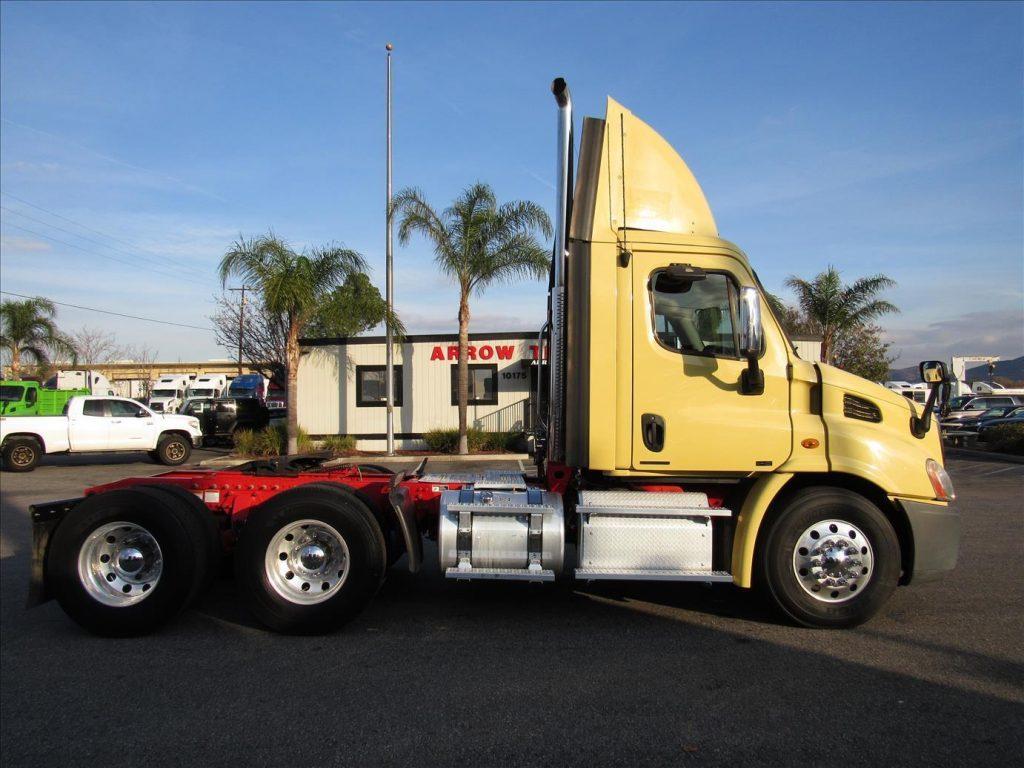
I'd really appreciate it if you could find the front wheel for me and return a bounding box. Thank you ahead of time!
[759,487,901,629]
[156,433,191,466]
[235,484,386,634]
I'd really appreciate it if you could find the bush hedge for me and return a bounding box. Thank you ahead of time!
[233,426,353,457]
[983,424,1024,455]
[422,428,522,454]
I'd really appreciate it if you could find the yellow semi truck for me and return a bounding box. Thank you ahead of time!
[26,79,958,635]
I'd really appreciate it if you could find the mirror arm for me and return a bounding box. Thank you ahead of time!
[911,380,947,439]
[740,352,765,396]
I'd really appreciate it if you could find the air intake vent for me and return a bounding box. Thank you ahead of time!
[844,394,882,423]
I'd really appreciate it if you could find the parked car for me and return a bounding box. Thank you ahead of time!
[944,404,1024,432]
[1,380,91,417]
[940,395,1024,425]
[201,397,270,443]
[0,396,203,472]
[181,396,216,418]
[978,413,1024,441]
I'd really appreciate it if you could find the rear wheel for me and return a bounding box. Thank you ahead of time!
[235,484,386,634]
[2,437,41,472]
[46,487,212,636]
[759,487,900,628]
[156,433,191,466]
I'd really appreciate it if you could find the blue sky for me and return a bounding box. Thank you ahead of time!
[1,1,1021,366]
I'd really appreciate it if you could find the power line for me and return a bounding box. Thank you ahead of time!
[0,220,211,288]
[0,290,215,332]
[0,198,211,282]
[0,205,212,283]
[0,191,213,281]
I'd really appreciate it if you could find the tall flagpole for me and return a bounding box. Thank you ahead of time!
[385,43,395,456]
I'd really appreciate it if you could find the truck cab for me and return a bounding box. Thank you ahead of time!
[148,374,194,414]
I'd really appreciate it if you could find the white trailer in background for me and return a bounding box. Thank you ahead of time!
[51,370,115,395]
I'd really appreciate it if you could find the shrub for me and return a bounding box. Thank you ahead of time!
[233,425,315,456]
[321,434,357,454]
[984,424,1024,455]
[232,426,284,457]
[422,428,523,453]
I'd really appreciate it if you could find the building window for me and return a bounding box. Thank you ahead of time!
[356,365,403,407]
[451,364,498,406]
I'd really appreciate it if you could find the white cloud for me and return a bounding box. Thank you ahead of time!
[0,235,51,253]
[886,309,1024,365]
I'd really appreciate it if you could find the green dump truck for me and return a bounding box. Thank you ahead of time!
[0,381,89,416]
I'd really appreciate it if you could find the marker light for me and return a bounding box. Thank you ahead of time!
[926,459,956,501]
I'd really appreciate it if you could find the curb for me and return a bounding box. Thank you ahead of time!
[946,447,1024,465]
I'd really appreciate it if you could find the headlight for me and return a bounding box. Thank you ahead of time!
[188,418,200,429]
[926,458,955,501]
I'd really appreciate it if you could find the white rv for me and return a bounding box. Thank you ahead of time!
[148,374,194,414]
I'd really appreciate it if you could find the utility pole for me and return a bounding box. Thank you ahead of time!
[228,286,252,377]
[385,42,395,456]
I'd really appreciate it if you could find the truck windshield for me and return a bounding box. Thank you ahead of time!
[229,386,256,397]
[0,385,25,401]
[189,389,214,397]
[151,389,178,398]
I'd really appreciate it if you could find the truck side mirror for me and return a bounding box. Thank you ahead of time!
[920,360,948,384]
[738,286,765,395]
[912,360,951,438]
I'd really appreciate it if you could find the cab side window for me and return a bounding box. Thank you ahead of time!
[109,400,143,418]
[650,271,738,357]
[82,400,106,417]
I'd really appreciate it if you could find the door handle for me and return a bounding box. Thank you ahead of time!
[111,419,122,424]
[641,413,666,452]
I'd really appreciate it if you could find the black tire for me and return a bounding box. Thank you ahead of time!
[46,487,212,636]
[235,483,387,634]
[2,436,41,472]
[156,433,191,466]
[136,483,223,596]
[759,487,900,629]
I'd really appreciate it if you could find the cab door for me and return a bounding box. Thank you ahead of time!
[107,399,154,449]
[630,251,792,473]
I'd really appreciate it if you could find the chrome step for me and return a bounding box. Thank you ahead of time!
[575,568,732,583]
[445,566,555,582]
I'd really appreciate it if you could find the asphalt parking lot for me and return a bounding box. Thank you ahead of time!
[1,452,1021,766]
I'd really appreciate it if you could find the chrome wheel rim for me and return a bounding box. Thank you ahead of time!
[10,445,35,466]
[165,442,186,461]
[78,522,163,606]
[265,519,349,605]
[792,519,873,603]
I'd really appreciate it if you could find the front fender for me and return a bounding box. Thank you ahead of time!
[731,473,792,588]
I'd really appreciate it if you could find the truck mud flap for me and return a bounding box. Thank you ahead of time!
[388,480,422,574]
[27,497,83,608]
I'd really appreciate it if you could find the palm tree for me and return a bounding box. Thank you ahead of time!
[393,182,552,455]
[219,233,368,454]
[0,297,76,379]
[784,266,898,364]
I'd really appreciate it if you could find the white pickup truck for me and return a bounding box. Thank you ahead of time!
[0,396,203,472]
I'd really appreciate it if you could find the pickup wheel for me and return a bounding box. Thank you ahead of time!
[1,436,41,472]
[759,487,900,629]
[46,487,213,636]
[156,433,191,466]
[235,484,386,634]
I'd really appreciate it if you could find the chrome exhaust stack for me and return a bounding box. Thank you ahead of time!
[547,77,572,463]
